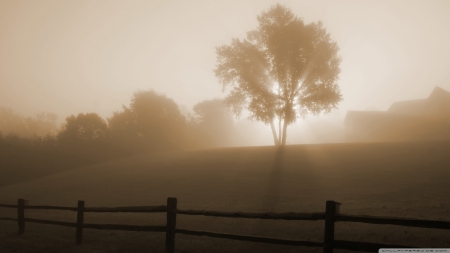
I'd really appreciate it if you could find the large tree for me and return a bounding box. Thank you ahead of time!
[215,4,342,145]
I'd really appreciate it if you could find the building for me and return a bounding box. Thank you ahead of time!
[345,86,450,142]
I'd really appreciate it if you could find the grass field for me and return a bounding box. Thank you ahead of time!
[1,141,450,252]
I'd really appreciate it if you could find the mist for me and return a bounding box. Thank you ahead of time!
[1,0,450,147]
[1,1,450,252]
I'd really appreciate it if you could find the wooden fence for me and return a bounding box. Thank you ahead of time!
[1,198,450,253]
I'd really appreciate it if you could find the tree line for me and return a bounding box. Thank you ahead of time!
[0,90,234,186]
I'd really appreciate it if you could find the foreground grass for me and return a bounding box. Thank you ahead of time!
[1,141,450,252]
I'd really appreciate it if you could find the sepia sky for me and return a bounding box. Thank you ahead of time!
[1,0,450,144]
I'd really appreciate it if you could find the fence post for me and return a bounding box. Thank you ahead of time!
[323,200,340,253]
[165,198,177,253]
[76,200,85,245]
[17,199,25,234]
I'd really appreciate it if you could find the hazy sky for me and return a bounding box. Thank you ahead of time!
[1,0,450,144]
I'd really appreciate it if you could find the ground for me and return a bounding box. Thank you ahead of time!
[0,141,449,252]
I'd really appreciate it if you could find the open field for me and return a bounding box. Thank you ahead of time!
[1,141,450,252]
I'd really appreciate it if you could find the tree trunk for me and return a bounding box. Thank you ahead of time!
[278,117,281,143]
[281,120,288,146]
[270,121,279,146]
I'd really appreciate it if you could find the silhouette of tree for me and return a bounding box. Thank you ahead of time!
[58,113,107,144]
[108,89,187,151]
[108,105,137,146]
[0,107,58,138]
[215,4,342,145]
[1,113,128,186]
[25,113,59,137]
[192,99,234,147]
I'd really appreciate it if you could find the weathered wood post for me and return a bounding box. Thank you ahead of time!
[323,200,340,253]
[165,198,177,253]
[17,199,25,234]
[76,200,85,245]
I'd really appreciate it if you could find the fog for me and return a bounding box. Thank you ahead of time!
[1,0,450,145]
[2,2,450,251]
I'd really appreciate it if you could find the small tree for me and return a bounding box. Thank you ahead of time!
[192,99,234,147]
[0,107,58,138]
[215,4,342,145]
[58,113,107,144]
[108,89,187,151]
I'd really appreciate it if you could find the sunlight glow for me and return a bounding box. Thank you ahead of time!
[272,82,280,95]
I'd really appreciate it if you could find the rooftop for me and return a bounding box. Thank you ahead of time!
[345,86,450,125]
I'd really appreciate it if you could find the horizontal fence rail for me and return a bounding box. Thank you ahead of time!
[0,203,167,212]
[175,228,323,247]
[0,204,17,208]
[5,218,167,232]
[335,214,450,230]
[25,218,77,228]
[84,205,167,213]
[83,224,167,232]
[25,205,79,211]
[0,217,18,222]
[176,209,325,220]
[333,240,412,252]
[1,198,449,253]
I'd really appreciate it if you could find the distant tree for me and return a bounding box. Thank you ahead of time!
[192,99,234,147]
[215,4,342,145]
[25,113,59,137]
[0,107,58,138]
[0,107,26,136]
[108,89,187,151]
[58,113,107,144]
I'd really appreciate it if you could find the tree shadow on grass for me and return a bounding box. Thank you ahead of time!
[260,145,285,212]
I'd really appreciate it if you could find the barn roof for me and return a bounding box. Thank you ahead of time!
[345,86,450,125]
[388,86,450,115]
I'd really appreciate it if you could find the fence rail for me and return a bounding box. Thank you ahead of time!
[333,240,414,252]
[25,218,76,228]
[175,209,325,220]
[84,205,167,213]
[0,204,18,208]
[0,203,167,213]
[2,217,167,232]
[175,228,323,247]
[1,198,449,253]
[335,214,450,230]
[83,223,167,232]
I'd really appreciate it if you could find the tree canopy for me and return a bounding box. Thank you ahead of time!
[108,89,187,151]
[192,99,234,147]
[57,113,107,143]
[215,4,342,145]
[0,107,58,138]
